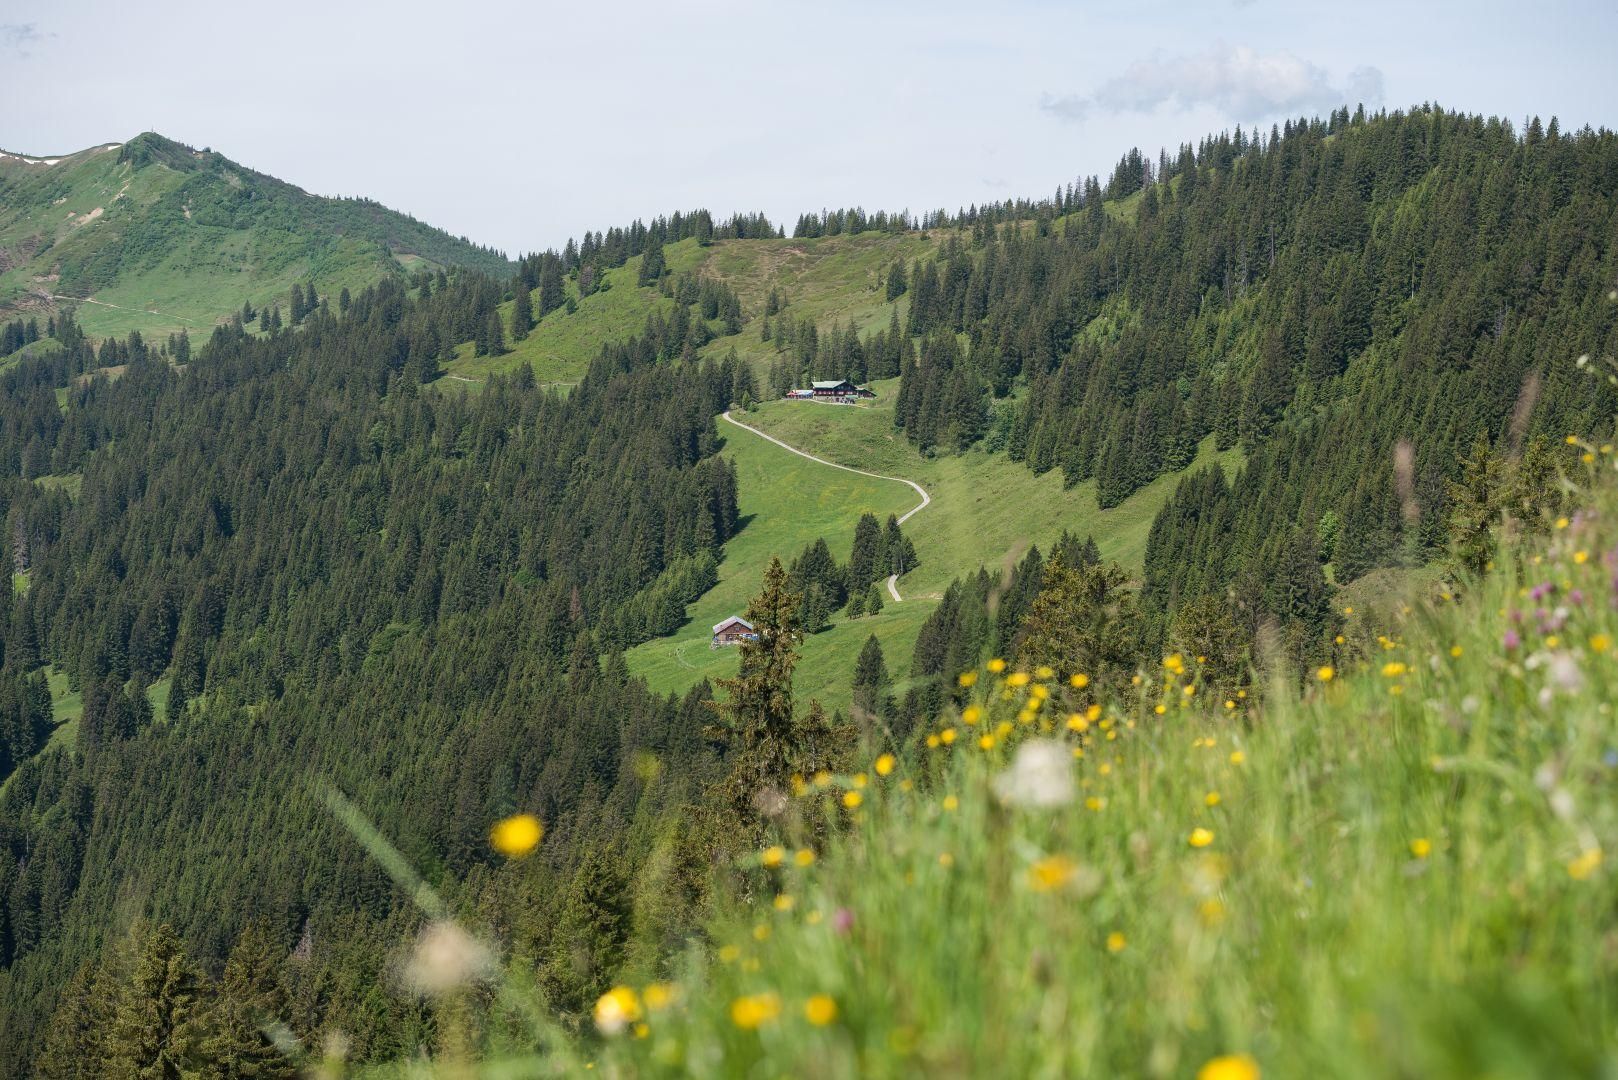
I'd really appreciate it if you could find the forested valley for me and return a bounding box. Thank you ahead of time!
[0,104,1615,1075]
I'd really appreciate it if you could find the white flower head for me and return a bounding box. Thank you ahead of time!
[993,739,1076,809]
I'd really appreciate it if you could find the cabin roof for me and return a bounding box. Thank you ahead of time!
[712,616,755,634]
[811,379,855,389]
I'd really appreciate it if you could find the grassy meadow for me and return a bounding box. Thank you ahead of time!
[464,451,1618,1079]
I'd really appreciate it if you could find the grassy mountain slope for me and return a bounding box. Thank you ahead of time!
[625,375,1241,709]
[0,133,511,338]
[582,454,1618,1079]
[441,231,938,386]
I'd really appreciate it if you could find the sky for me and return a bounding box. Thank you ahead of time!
[3,0,1616,256]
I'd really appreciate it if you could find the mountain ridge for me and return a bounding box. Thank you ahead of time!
[0,131,513,338]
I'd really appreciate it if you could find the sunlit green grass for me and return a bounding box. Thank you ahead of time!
[624,421,928,711]
[588,468,1618,1079]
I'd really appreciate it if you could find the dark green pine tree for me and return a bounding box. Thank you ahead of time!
[864,582,884,616]
[846,512,883,591]
[708,557,833,825]
[106,923,211,1079]
[511,282,534,341]
[483,308,507,357]
[538,259,566,316]
[35,960,113,1078]
[541,846,632,1019]
[885,260,908,301]
[1445,432,1506,578]
[851,634,889,722]
[196,919,296,1079]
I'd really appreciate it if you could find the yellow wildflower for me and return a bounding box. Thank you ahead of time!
[1036,665,1056,680]
[1381,661,1407,678]
[718,944,741,964]
[1409,838,1432,859]
[940,727,957,746]
[804,994,838,1026]
[942,794,959,811]
[1189,828,1215,848]
[926,734,940,748]
[1066,712,1089,732]
[1568,847,1603,880]
[593,986,642,1035]
[875,753,896,777]
[1163,653,1186,675]
[794,848,816,867]
[1590,634,1612,653]
[1556,516,1570,529]
[842,790,863,809]
[958,670,978,688]
[773,894,794,911]
[939,851,955,867]
[1070,672,1090,689]
[1198,1054,1261,1080]
[1028,854,1079,892]
[962,705,983,725]
[489,814,544,857]
[1205,791,1221,807]
[1317,665,1334,682]
[987,658,1007,674]
[761,845,785,868]
[1106,931,1127,953]
[730,992,782,1030]
[1007,670,1031,688]
[1575,550,1590,564]
[1224,699,1236,710]
[979,734,996,750]
[1450,645,1463,658]
[643,983,677,1011]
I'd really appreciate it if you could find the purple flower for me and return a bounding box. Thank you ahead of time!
[1504,629,1521,650]
[832,907,855,935]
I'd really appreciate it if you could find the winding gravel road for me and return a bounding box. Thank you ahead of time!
[721,409,929,602]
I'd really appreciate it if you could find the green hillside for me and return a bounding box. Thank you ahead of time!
[441,230,937,387]
[0,133,511,339]
[624,383,1241,711]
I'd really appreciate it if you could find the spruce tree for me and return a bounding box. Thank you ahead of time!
[107,923,211,1079]
[708,557,831,824]
[511,282,534,341]
[196,920,296,1078]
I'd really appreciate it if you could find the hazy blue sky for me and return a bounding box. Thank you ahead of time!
[3,0,1615,255]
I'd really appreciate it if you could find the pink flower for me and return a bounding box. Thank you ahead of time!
[832,908,855,935]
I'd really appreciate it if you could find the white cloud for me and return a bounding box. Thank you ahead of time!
[1044,43,1384,125]
[1038,92,1091,123]
[1,23,49,57]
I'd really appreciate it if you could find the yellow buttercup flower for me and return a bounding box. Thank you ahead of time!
[593,986,642,1035]
[1591,634,1612,653]
[489,814,544,857]
[773,893,794,911]
[987,658,1007,673]
[1035,665,1055,680]
[1574,550,1590,565]
[1106,931,1127,953]
[1070,672,1090,689]
[794,848,816,867]
[804,994,838,1026]
[1409,838,1432,859]
[1028,854,1079,892]
[643,982,678,1011]
[1568,847,1603,880]
[1450,645,1463,658]
[730,992,782,1030]
[958,670,978,688]
[1317,665,1334,682]
[942,794,959,811]
[842,790,863,809]
[1205,791,1221,807]
[940,727,957,745]
[1163,653,1185,675]
[1007,670,1031,688]
[962,705,983,725]
[1198,1054,1261,1080]
[1189,828,1215,848]
[762,845,785,868]
[978,734,996,750]
[875,753,896,777]
[1381,662,1407,678]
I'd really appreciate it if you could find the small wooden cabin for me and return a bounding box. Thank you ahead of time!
[711,615,757,648]
[808,379,876,401]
